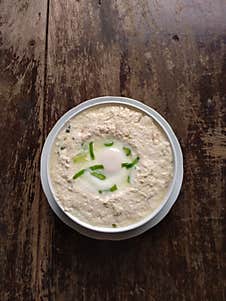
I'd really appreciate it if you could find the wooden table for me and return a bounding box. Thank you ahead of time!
[1,1,225,300]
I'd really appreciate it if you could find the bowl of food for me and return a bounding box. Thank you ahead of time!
[41,96,183,240]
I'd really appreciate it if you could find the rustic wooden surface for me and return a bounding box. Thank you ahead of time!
[0,0,226,300]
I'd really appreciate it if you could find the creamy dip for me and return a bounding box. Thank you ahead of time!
[49,104,174,228]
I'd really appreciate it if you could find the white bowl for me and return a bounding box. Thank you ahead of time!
[41,96,183,240]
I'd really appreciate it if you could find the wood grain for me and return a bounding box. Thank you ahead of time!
[1,0,226,300]
[0,0,51,300]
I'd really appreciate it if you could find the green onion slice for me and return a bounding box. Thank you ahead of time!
[89,142,95,160]
[90,172,106,180]
[104,142,114,147]
[121,156,140,169]
[73,153,87,163]
[127,175,131,183]
[123,146,131,156]
[112,223,117,228]
[99,184,118,193]
[73,169,85,179]
[110,184,118,192]
[89,164,104,170]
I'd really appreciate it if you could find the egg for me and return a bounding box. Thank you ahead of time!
[74,139,137,193]
[97,147,124,174]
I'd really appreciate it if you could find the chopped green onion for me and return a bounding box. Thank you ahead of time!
[121,156,140,169]
[121,163,131,168]
[89,164,104,170]
[98,184,118,194]
[73,169,85,179]
[73,153,87,163]
[133,156,140,164]
[89,142,95,160]
[127,175,131,183]
[123,146,131,156]
[110,184,118,192]
[104,142,114,147]
[112,223,117,228]
[90,172,106,180]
